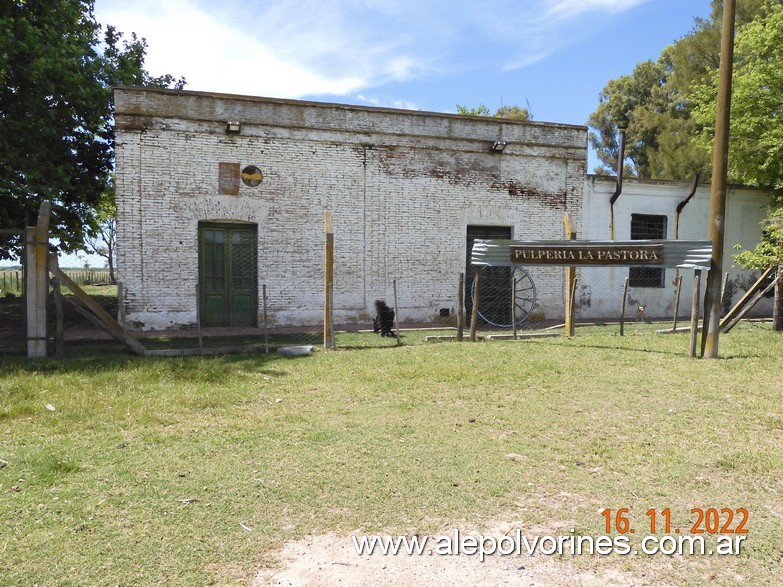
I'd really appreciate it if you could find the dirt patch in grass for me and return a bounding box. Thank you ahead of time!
[253,518,679,587]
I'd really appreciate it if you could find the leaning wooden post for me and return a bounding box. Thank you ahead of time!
[563,212,576,337]
[690,269,702,358]
[324,210,335,350]
[393,279,401,346]
[619,276,629,336]
[722,273,781,333]
[469,269,481,342]
[773,265,782,332]
[720,272,730,309]
[48,253,147,356]
[25,201,51,358]
[671,274,683,332]
[457,272,465,342]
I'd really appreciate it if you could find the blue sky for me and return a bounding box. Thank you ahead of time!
[54,0,714,268]
[92,0,713,130]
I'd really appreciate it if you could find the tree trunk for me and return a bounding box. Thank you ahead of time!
[107,241,116,284]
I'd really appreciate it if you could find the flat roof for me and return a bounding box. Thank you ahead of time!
[114,85,587,133]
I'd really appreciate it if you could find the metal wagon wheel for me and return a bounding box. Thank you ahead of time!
[470,266,537,328]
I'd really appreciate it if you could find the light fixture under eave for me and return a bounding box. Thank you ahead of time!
[491,141,507,153]
[225,121,241,135]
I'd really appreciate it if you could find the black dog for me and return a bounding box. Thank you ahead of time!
[372,300,395,337]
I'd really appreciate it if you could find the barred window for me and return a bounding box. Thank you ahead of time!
[629,214,666,288]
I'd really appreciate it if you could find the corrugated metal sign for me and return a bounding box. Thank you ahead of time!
[471,239,713,270]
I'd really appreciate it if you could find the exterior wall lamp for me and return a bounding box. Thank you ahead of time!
[491,141,507,153]
[225,121,241,135]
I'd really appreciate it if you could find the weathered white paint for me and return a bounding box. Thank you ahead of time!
[114,88,586,330]
[581,175,771,319]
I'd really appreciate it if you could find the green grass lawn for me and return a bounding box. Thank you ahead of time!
[1,323,782,585]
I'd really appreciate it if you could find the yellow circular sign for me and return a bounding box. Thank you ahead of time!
[241,166,263,187]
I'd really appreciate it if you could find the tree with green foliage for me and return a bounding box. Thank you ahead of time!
[687,2,783,278]
[456,103,531,121]
[733,208,783,270]
[587,0,769,179]
[587,59,701,178]
[0,0,184,260]
[693,1,783,191]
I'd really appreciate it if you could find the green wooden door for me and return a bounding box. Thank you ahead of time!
[199,224,257,327]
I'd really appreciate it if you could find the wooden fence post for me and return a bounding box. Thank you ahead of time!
[512,277,518,340]
[671,274,683,332]
[690,269,702,358]
[25,202,51,358]
[195,284,203,351]
[457,272,464,342]
[262,284,269,353]
[469,270,481,342]
[620,277,629,337]
[569,277,578,335]
[563,212,576,337]
[393,279,401,346]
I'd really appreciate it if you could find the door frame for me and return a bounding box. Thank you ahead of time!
[465,225,514,324]
[197,221,258,327]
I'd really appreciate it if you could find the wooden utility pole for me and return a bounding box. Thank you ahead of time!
[702,0,736,358]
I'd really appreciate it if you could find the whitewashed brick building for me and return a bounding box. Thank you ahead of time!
[580,175,772,319]
[114,87,586,330]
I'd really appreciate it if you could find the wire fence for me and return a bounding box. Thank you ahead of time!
[256,283,401,350]
[0,232,25,354]
[0,253,775,357]
[0,268,110,296]
[0,261,116,355]
[455,261,776,343]
[251,260,776,350]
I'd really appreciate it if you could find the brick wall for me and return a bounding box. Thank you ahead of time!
[114,88,586,330]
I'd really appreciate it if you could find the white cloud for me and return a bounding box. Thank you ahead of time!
[93,0,649,99]
[545,0,648,20]
[95,0,422,98]
[355,94,420,110]
[475,0,650,70]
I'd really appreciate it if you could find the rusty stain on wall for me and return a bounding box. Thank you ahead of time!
[218,162,240,195]
[492,180,566,209]
[375,147,500,186]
